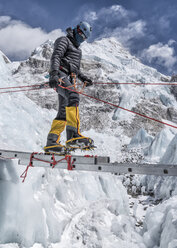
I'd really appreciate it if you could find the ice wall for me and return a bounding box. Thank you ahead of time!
[0,160,145,248]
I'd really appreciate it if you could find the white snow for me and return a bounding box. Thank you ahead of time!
[0,52,55,151]
[0,37,177,248]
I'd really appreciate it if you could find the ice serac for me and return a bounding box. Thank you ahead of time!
[144,128,175,162]
[143,196,177,248]
[128,127,154,148]
[0,159,146,248]
[139,132,177,200]
[160,133,177,164]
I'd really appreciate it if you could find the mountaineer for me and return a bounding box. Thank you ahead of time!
[44,22,94,152]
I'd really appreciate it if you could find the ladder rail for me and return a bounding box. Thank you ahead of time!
[1,149,177,177]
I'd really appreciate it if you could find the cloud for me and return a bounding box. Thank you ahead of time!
[107,20,146,46]
[0,16,11,28]
[158,16,170,30]
[93,4,132,23]
[77,3,177,75]
[0,16,64,60]
[83,11,98,23]
[76,4,146,47]
[86,4,134,23]
[141,40,177,72]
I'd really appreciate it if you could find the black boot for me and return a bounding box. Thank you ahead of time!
[44,133,66,153]
[66,127,94,149]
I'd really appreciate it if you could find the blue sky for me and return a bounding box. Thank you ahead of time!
[0,0,177,75]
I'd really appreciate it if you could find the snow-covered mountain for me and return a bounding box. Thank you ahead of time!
[12,37,177,161]
[1,37,177,247]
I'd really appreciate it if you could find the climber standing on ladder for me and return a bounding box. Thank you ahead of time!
[44,22,94,153]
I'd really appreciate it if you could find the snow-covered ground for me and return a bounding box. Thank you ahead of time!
[0,37,177,247]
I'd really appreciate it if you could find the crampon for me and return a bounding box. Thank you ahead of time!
[66,137,95,151]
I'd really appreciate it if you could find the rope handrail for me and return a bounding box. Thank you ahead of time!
[59,83,177,130]
[0,84,41,90]
[93,82,177,86]
[1,80,177,129]
[0,81,177,94]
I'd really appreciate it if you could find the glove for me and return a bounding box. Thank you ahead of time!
[84,78,93,87]
[49,71,59,88]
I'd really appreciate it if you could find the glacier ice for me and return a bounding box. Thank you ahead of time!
[1,36,177,248]
[128,127,154,148]
[160,134,177,164]
[143,196,177,248]
[144,128,175,162]
[0,159,146,247]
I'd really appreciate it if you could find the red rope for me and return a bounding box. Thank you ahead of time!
[0,83,49,94]
[93,82,177,86]
[0,81,176,95]
[59,84,177,130]
[0,84,41,90]
[66,155,75,170]
[20,153,74,182]
[20,152,35,183]
[1,79,177,129]
[0,155,17,160]
[0,88,44,94]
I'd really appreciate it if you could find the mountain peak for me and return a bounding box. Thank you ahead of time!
[30,40,54,60]
[0,50,11,64]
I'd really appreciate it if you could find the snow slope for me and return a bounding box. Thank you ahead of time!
[0,51,55,151]
[1,36,177,247]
